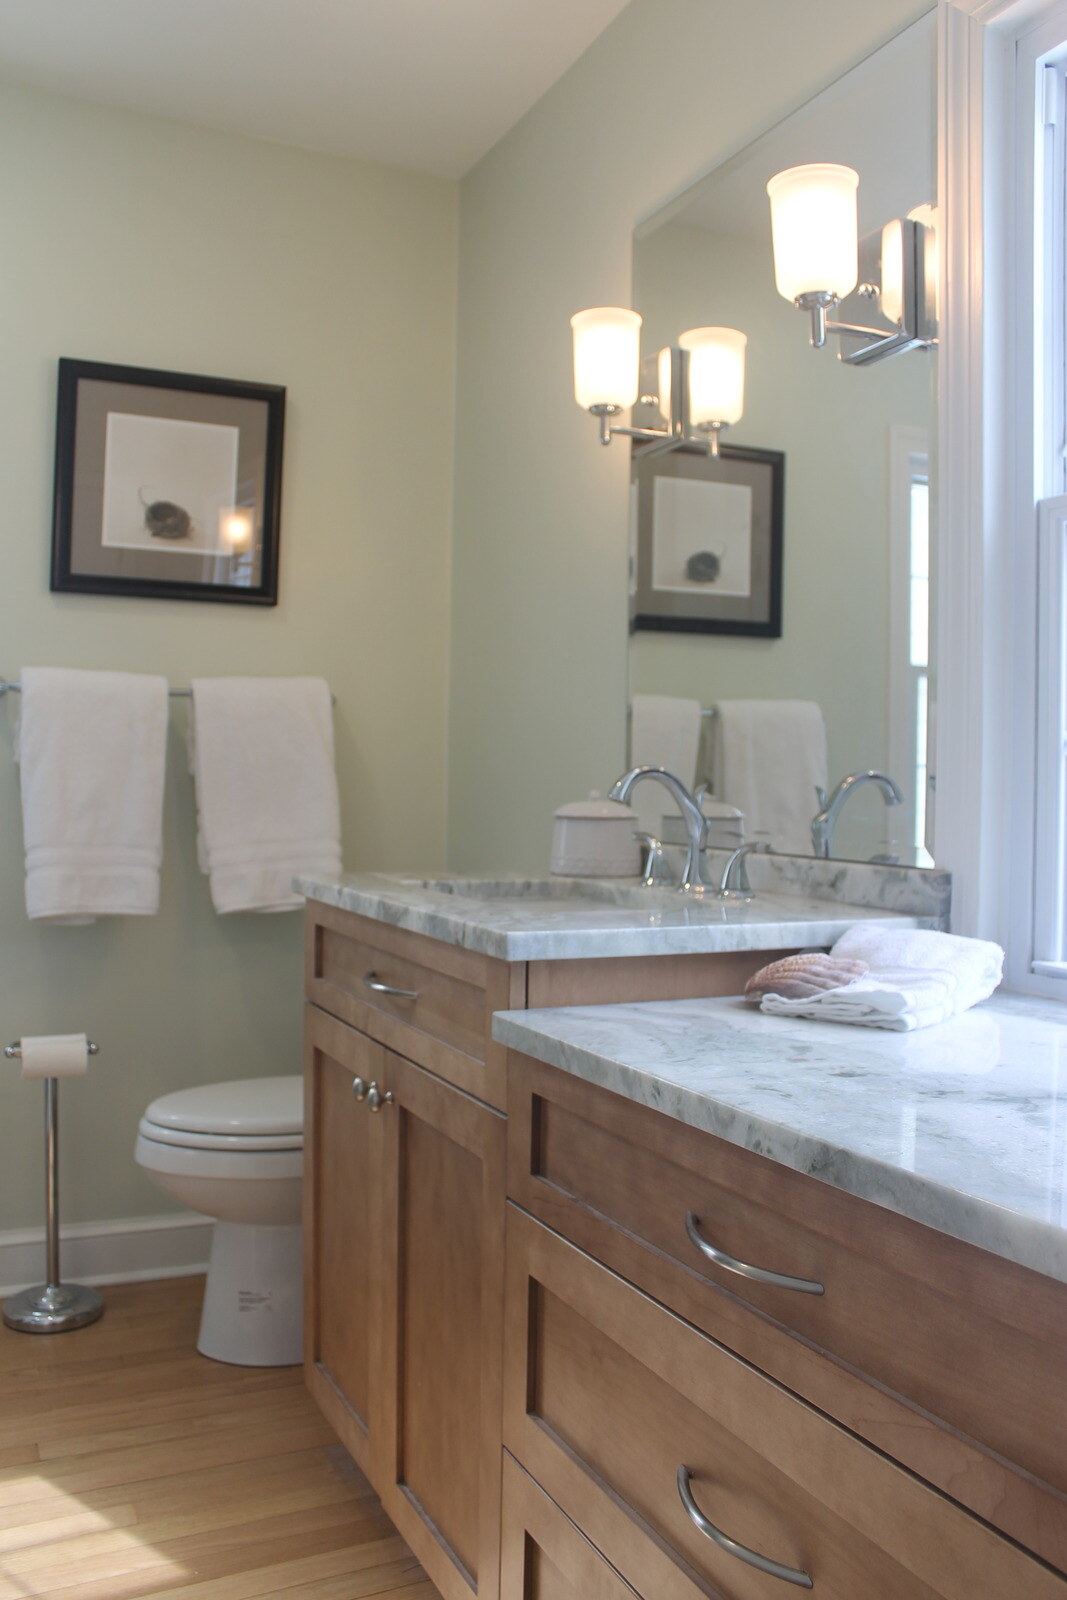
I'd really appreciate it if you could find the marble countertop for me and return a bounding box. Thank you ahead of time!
[296,872,931,962]
[492,992,1067,1283]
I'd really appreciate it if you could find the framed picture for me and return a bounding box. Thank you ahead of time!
[630,442,784,637]
[50,358,285,605]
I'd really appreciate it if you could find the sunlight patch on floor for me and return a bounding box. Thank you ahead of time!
[0,1479,190,1598]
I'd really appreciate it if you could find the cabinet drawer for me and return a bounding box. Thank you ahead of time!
[504,1207,1066,1600]
[508,1054,1067,1562]
[500,1452,641,1600]
[306,902,524,1107]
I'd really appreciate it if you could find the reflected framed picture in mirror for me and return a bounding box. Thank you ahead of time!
[50,357,285,605]
[630,443,784,637]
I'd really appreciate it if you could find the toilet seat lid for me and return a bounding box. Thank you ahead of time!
[142,1075,303,1138]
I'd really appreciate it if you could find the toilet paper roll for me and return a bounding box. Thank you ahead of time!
[15,1033,90,1079]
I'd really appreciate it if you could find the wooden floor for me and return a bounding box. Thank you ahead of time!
[0,1276,437,1600]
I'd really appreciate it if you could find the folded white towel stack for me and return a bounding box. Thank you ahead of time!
[16,666,168,924]
[189,677,342,914]
[760,925,1004,1032]
[629,695,703,836]
[713,700,828,855]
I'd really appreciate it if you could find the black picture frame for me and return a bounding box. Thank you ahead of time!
[50,358,285,605]
[630,441,784,637]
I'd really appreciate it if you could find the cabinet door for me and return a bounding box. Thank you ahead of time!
[374,1049,506,1600]
[303,1004,386,1476]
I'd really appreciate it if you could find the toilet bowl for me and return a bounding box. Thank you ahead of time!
[134,1076,304,1367]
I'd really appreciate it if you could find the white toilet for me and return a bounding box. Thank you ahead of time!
[134,1076,304,1366]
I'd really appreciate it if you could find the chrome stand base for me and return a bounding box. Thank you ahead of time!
[3,1282,104,1334]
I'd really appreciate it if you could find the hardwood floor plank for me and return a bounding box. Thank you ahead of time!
[0,1279,438,1600]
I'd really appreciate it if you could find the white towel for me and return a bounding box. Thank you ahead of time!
[15,667,168,923]
[714,700,828,855]
[629,695,703,836]
[760,926,1004,1032]
[189,677,342,914]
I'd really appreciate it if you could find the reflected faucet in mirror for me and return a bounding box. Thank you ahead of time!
[811,770,903,859]
[608,766,706,891]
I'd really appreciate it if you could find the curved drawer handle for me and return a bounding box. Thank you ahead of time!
[363,971,420,1001]
[677,1465,812,1590]
[685,1211,824,1296]
[351,1075,369,1101]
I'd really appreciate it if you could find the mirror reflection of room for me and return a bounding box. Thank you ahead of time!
[627,17,936,866]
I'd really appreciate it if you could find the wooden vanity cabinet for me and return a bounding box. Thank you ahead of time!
[303,899,799,1600]
[304,900,1067,1600]
[506,1053,1067,1585]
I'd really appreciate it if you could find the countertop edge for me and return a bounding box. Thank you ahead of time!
[297,875,927,962]
[492,1005,1067,1285]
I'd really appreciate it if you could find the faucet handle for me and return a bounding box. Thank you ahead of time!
[716,841,770,900]
[634,832,674,887]
[815,785,827,810]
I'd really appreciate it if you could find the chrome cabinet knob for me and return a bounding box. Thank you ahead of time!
[366,1082,394,1113]
[351,1075,369,1101]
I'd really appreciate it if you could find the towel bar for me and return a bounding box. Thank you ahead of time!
[0,679,335,704]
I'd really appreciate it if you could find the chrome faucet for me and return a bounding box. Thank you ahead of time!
[715,841,769,901]
[810,770,904,859]
[608,766,706,891]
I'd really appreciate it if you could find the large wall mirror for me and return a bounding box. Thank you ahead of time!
[628,13,937,866]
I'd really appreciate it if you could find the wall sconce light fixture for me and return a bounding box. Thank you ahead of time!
[571,309,746,456]
[766,163,937,364]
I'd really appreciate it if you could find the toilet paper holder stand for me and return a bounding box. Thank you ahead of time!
[2,1038,105,1335]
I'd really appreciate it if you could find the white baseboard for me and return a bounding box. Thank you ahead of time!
[0,1211,211,1295]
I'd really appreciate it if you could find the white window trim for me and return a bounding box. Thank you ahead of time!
[888,424,933,863]
[938,0,1067,996]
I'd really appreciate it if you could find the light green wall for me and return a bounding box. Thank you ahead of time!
[0,84,457,1227]
[449,0,932,874]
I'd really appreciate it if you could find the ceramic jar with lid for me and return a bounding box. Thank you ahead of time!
[550,792,641,877]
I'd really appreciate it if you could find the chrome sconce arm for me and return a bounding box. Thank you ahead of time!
[572,305,744,460]
[588,346,732,458]
[794,217,938,365]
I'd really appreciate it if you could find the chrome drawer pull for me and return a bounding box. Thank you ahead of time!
[677,1466,812,1590]
[363,971,420,1000]
[351,1076,369,1101]
[685,1212,824,1296]
[366,1082,394,1113]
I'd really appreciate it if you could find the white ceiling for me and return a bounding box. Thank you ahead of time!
[0,0,632,178]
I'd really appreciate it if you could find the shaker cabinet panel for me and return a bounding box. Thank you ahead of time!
[302,1005,386,1476]
[374,1049,507,1600]
[499,1452,642,1600]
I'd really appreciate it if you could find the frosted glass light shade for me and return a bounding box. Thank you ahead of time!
[570,307,641,410]
[766,163,859,302]
[679,327,747,427]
